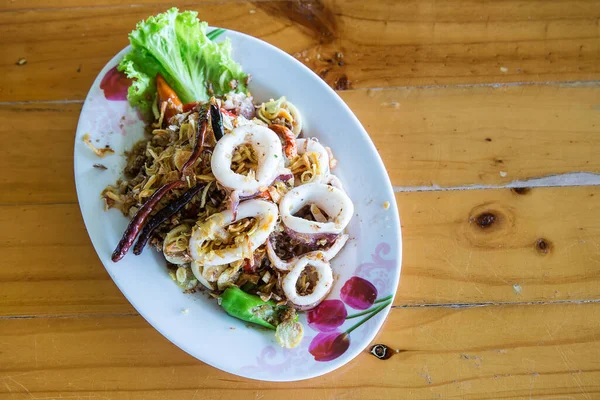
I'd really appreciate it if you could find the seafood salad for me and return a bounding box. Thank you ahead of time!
[103,9,353,348]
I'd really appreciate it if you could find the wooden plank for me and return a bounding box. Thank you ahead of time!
[1,186,598,316]
[349,83,600,188]
[0,204,135,316]
[1,1,599,101]
[0,103,79,205]
[0,0,287,9]
[2,84,599,205]
[396,185,600,305]
[1,302,599,399]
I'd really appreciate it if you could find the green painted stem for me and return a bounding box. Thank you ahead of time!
[374,294,393,304]
[346,308,377,320]
[346,295,393,319]
[345,300,392,335]
[207,28,226,41]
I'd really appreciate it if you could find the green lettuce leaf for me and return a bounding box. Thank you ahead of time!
[118,8,247,117]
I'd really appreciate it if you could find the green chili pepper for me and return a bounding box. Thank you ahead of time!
[220,287,305,348]
[220,287,281,329]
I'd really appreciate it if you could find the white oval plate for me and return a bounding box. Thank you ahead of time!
[74,28,402,381]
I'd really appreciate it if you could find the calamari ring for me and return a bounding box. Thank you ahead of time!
[279,183,353,235]
[282,256,333,309]
[211,125,283,196]
[189,199,278,266]
[323,174,344,191]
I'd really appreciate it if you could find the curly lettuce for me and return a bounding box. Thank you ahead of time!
[118,8,248,117]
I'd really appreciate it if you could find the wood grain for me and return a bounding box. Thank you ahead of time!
[2,83,599,205]
[1,186,598,316]
[2,0,599,101]
[2,1,600,397]
[397,185,600,306]
[0,104,79,205]
[349,83,600,188]
[1,302,599,399]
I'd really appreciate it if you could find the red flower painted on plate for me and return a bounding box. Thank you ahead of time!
[100,66,132,101]
[340,276,377,310]
[308,331,350,362]
[307,300,347,332]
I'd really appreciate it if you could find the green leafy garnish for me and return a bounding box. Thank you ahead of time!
[118,8,247,117]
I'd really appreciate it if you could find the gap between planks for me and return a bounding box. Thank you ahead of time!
[2,298,600,320]
[0,0,291,14]
[0,79,599,107]
[0,172,598,208]
[1,81,598,199]
[393,172,600,193]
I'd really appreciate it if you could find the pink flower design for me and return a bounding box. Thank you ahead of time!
[340,276,378,310]
[242,242,397,367]
[100,66,132,101]
[307,300,347,332]
[308,331,350,362]
[304,242,396,362]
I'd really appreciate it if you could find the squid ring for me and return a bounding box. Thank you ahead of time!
[211,125,283,196]
[189,199,278,266]
[282,256,333,309]
[279,183,354,235]
[323,174,344,191]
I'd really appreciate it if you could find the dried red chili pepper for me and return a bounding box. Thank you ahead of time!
[133,183,205,255]
[181,105,210,174]
[210,104,224,141]
[111,180,185,262]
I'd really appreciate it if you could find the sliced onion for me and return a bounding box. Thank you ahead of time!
[275,169,294,184]
[229,190,241,221]
[286,101,303,137]
[162,224,193,265]
[267,234,349,272]
[283,226,339,246]
[191,261,216,290]
[296,138,330,184]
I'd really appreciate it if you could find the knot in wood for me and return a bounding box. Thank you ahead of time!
[473,212,496,228]
[535,238,552,255]
[370,344,394,360]
[511,187,531,195]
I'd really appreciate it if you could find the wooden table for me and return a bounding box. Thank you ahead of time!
[2,1,600,398]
